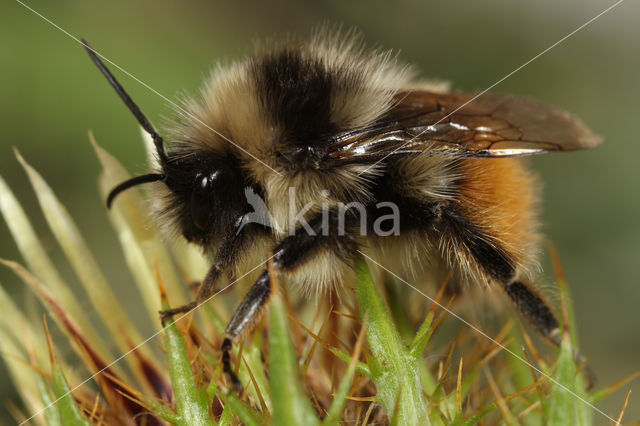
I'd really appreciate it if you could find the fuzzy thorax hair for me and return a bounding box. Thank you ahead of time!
[168,30,413,184]
[151,31,418,241]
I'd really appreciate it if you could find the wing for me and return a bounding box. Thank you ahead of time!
[326,91,602,164]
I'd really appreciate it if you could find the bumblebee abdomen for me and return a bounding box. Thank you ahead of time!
[452,157,541,281]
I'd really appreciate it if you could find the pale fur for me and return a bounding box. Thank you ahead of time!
[306,27,415,129]
[151,30,540,297]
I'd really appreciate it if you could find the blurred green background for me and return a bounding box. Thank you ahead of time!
[1,0,638,423]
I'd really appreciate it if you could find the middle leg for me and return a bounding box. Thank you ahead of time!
[219,210,359,389]
[220,270,271,391]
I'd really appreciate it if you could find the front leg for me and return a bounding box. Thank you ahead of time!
[159,264,221,322]
[159,219,267,323]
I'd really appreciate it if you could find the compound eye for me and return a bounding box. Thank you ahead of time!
[190,172,217,231]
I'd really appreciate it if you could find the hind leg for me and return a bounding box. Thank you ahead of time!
[503,281,562,345]
[502,280,594,386]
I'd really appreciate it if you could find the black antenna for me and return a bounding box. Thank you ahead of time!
[82,38,168,165]
[106,173,165,209]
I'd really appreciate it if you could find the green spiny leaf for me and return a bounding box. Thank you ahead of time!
[547,337,592,426]
[147,399,180,424]
[354,256,428,425]
[50,362,90,426]
[219,392,262,426]
[239,330,272,411]
[409,308,435,359]
[269,286,319,426]
[163,315,212,426]
[327,346,372,378]
[323,318,367,424]
[37,376,62,426]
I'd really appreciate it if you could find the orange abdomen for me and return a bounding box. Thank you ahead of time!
[456,157,541,275]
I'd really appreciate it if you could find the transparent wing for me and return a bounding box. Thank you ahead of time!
[326,91,602,163]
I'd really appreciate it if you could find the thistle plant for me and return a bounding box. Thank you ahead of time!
[0,134,635,425]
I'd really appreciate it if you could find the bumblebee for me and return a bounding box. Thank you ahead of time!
[84,29,601,389]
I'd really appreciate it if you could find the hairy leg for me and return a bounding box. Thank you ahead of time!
[159,222,266,322]
[220,271,271,392]
[159,264,222,321]
[504,281,561,343]
[219,210,358,389]
[441,206,594,385]
[503,280,595,387]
